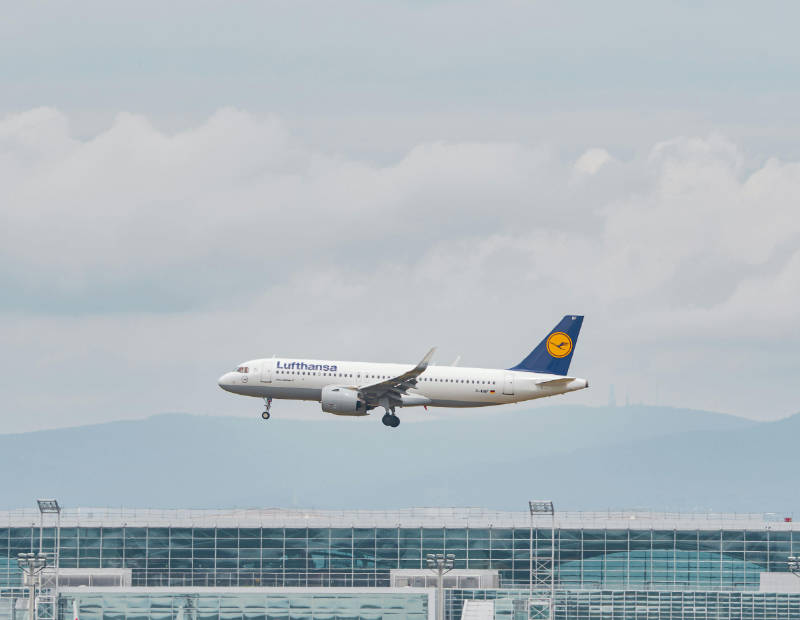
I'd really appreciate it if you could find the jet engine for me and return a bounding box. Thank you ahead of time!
[321,385,367,416]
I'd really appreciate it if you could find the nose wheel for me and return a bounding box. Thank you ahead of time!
[261,398,272,421]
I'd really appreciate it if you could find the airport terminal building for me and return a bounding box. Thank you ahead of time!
[1,503,799,619]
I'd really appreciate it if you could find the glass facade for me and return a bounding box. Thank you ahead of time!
[0,524,795,591]
[449,589,800,620]
[0,509,798,620]
[57,590,431,620]
[50,589,800,620]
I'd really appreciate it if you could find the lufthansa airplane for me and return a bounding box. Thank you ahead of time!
[218,315,587,428]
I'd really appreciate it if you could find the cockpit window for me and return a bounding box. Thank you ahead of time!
[236,366,249,373]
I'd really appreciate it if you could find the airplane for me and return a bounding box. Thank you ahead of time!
[217,315,588,428]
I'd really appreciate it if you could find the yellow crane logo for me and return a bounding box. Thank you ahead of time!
[546,332,573,358]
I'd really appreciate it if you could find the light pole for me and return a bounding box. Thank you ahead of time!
[17,552,48,620]
[529,500,555,619]
[37,499,61,595]
[426,553,454,620]
[788,556,800,576]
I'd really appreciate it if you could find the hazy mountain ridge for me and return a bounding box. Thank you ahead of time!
[0,405,792,513]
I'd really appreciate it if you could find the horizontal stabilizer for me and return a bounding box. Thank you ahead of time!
[536,377,576,387]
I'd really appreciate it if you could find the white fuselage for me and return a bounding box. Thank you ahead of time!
[217,357,588,412]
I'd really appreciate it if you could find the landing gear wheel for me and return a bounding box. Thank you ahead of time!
[389,415,400,428]
[261,398,272,421]
[382,414,393,427]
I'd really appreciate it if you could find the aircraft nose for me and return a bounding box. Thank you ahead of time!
[218,372,233,392]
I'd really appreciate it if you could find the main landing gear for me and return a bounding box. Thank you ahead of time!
[381,411,400,428]
[261,398,272,420]
[379,397,400,428]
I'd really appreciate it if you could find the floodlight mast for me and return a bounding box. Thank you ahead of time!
[37,499,61,594]
[529,500,555,618]
[17,553,48,620]
[426,553,454,620]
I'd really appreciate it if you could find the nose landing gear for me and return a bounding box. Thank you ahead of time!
[261,398,272,420]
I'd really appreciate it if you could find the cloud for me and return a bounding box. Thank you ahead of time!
[574,148,612,175]
[1,108,799,431]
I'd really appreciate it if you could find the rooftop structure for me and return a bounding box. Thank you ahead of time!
[0,507,795,530]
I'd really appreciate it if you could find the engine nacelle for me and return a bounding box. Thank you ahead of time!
[321,385,367,416]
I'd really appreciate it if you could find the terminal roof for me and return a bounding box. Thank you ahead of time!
[0,507,796,530]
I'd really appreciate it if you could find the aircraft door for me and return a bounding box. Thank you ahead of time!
[503,374,515,395]
[261,361,273,383]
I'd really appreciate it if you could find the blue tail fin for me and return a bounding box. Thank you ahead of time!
[509,315,584,375]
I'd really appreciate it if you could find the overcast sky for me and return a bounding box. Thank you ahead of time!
[1,1,799,432]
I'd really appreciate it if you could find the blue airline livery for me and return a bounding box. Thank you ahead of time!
[218,315,588,428]
[277,361,339,372]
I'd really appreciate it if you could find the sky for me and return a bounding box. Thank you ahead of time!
[1,1,799,432]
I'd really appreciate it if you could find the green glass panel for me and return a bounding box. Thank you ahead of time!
[170,528,193,545]
[102,548,123,559]
[262,538,284,548]
[101,557,123,568]
[217,537,238,548]
[147,548,169,560]
[399,529,420,544]
[170,547,192,558]
[194,528,215,541]
[78,557,100,568]
[262,549,284,559]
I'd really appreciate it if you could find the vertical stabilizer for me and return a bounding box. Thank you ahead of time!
[509,315,584,375]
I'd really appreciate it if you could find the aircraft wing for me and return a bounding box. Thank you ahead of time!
[358,347,436,406]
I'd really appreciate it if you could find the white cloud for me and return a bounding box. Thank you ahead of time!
[1,108,799,431]
[574,148,612,175]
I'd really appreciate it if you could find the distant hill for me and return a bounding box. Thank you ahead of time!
[0,405,794,513]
